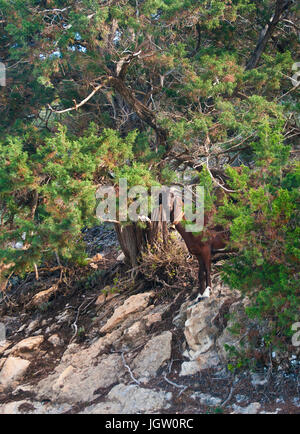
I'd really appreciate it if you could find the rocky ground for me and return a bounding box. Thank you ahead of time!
[0,226,299,414]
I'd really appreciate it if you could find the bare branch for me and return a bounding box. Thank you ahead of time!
[205,136,238,193]
[48,84,105,114]
[115,50,142,79]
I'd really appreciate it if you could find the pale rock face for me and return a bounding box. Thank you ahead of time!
[232,402,261,414]
[48,334,62,347]
[180,351,220,376]
[37,353,123,404]
[144,312,162,328]
[45,323,59,335]
[0,400,71,414]
[123,321,144,342]
[95,293,106,306]
[81,384,171,414]
[29,284,58,308]
[117,252,126,262]
[181,297,225,373]
[0,341,11,356]
[191,392,222,407]
[0,357,31,389]
[100,291,154,333]
[251,372,268,387]
[0,358,7,370]
[36,329,125,404]
[184,298,220,354]
[172,299,190,328]
[9,335,44,359]
[180,289,261,374]
[133,331,172,378]
[180,360,200,377]
[26,319,40,334]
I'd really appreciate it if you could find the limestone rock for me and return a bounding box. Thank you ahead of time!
[235,394,247,403]
[0,400,71,414]
[216,299,253,361]
[181,297,228,373]
[133,331,172,378]
[26,319,40,334]
[0,341,11,356]
[37,353,122,404]
[0,357,7,370]
[184,298,221,355]
[172,299,190,328]
[117,252,126,262]
[100,291,154,333]
[123,321,145,343]
[37,329,125,404]
[95,293,106,306]
[45,323,59,334]
[17,324,27,333]
[55,310,71,324]
[232,402,261,414]
[28,285,59,308]
[0,357,30,389]
[192,392,222,407]
[10,335,44,359]
[81,384,171,414]
[180,361,200,377]
[48,334,62,347]
[251,373,268,387]
[145,312,162,328]
[180,351,220,376]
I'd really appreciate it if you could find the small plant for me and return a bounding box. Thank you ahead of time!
[214,407,224,414]
[38,302,52,313]
[225,344,259,372]
[77,326,85,337]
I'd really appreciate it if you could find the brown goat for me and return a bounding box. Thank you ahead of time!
[170,192,228,295]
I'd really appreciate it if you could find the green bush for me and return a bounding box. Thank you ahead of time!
[217,122,300,347]
[0,125,139,280]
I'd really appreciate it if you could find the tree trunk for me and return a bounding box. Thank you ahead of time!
[109,76,169,151]
[246,0,293,70]
[114,205,169,267]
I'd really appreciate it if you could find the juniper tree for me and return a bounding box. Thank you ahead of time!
[0,0,299,343]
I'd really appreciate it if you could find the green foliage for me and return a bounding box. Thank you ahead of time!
[0,125,143,277]
[0,0,299,351]
[198,166,215,212]
[219,157,299,346]
[225,345,256,372]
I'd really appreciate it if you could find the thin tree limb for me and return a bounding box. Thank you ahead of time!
[48,84,105,114]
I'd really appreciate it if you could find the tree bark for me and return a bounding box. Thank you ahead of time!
[109,76,169,150]
[114,205,169,267]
